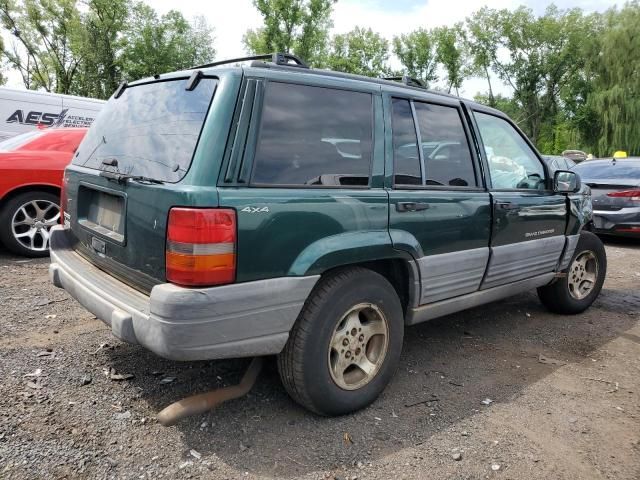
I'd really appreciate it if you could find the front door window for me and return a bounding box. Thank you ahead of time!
[474,112,545,190]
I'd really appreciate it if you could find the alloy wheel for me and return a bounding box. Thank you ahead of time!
[568,250,599,300]
[327,303,389,391]
[11,199,60,252]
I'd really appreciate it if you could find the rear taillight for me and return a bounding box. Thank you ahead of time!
[607,190,640,201]
[166,208,237,287]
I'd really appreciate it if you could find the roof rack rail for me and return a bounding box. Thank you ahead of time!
[383,75,426,89]
[191,52,309,70]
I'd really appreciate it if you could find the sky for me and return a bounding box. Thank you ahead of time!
[3,0,623,96]
[141,0,621,97]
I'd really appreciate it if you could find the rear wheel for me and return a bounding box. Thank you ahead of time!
[537,231,607,314]
[0,191,60,257]
[277,267,404,416]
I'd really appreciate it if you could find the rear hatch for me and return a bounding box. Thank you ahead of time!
[63,74,223,293]
[585,179,640,211]
[574,160,640,211]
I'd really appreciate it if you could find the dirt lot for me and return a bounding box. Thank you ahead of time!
[0,238,639,480]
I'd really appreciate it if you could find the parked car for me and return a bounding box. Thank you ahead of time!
[0,87,103,142]
[543,155,577,172]
[573,158,640,237]
[0,128,87,256]
[48,53,606,417]
[562,149,588,163]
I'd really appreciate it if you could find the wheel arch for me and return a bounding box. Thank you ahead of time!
[0,184,61,209]
[288,231,421,318]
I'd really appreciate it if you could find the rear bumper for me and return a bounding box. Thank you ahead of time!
[592,208,640,237]
[48,226,319,361]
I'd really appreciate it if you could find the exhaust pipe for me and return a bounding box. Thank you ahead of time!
[157,357,264,426]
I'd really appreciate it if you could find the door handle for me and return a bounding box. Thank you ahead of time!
[496,202,519,210]
[396,202,430,212]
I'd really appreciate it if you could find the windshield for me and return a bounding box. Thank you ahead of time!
[73,78,217,182]
[573,161,640,180]
[0,130,44,152]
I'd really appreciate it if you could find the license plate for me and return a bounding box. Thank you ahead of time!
[78,186,126,243]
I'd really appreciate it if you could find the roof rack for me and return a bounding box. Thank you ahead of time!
[191,52,309,70]
[383,75,426,89]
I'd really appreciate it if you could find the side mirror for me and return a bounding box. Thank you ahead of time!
[554,170,581,193]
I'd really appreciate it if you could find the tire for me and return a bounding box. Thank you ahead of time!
[0,190,60,257]
[277,267,404,416]
[537,231,607,314]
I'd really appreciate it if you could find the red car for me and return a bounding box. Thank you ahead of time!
[0,128,87,256]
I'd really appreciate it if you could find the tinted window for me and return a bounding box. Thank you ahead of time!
[474,112,545,190]
[573,161,640,180]
[73,78,217,183]
[252,82,373,186]
[392,99,421,185]
[414,102,477,187]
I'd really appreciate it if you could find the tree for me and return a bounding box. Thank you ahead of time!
[465,6,590,147]
[465,9,501,106]
[72,0,128,99]
[586,2,640,156]
[0,0,84,93]
[0,34,5,84]
[392,28,438,87]
[433,24,467,95]
[243,0,334,66]
[120,3,215,82]
[325,27,390,77]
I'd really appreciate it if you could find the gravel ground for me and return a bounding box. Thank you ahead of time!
[0,238,639,480]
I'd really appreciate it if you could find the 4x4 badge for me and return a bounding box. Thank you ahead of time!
[241,206,269,213]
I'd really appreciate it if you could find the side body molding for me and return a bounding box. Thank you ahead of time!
[481,236,565,289]
[417,247,489,304]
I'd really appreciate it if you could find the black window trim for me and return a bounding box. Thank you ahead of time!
[390,95,484,192]
[246,79,377,190]
[471,109,553,193]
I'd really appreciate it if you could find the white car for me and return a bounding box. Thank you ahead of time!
[0,87,104,141]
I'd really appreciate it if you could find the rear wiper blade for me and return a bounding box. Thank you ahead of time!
[99,170,164,184]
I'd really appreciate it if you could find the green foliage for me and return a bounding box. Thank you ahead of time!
[433,24,468,95]
[72,0,128,99]
[0,34,4,84]
[392,28,438,87]
[586,1,640,156]
[0,0,84,92]
[0,0,215,97]
[243,0,334,66]
[120,3,215,82]
[325,27,390,77]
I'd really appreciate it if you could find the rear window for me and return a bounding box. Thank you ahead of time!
[72,78,217,183]
[251,82,373,187]
[573,161,640,180]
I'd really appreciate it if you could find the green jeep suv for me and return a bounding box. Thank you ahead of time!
[49,54,606,416]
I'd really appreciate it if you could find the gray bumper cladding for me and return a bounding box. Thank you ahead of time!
[48,226,319,361]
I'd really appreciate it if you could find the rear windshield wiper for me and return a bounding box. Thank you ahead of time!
[99,170,164,184]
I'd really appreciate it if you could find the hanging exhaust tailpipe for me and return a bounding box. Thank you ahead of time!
[157,357,264,426]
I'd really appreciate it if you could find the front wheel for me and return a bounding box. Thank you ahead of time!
[537,231,607,314]
[277,267,404,416]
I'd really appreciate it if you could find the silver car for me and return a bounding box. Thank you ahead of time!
[573,158,640,237]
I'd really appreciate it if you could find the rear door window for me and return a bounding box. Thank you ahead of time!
[72,78,217,183]
[392,98,421,186]
[413,102,477,187]
[251,82,373,187]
